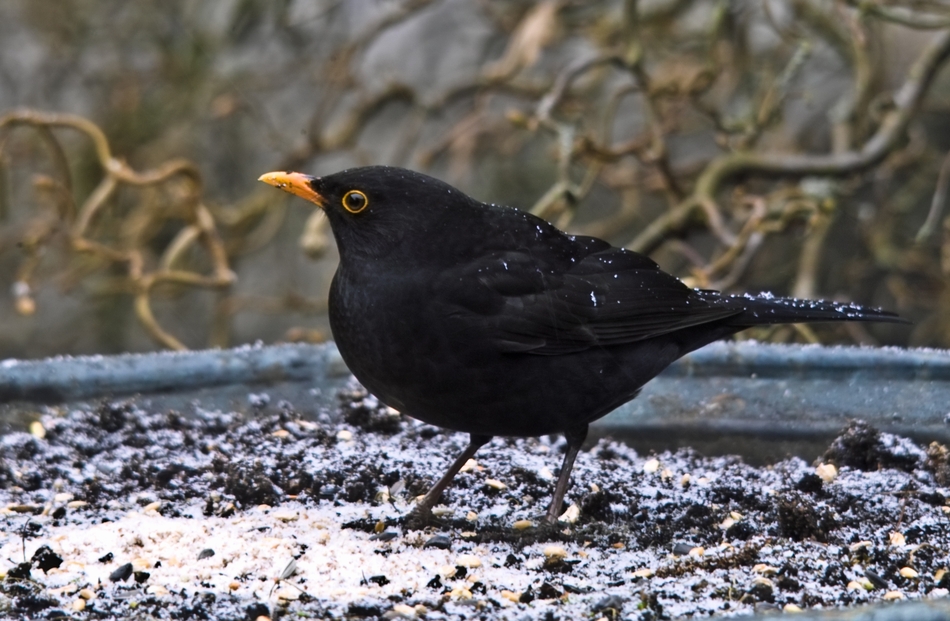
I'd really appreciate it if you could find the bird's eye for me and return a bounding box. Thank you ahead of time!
[342,190,368,213]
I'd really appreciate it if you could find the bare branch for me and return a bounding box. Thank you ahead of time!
[629,30,950,255]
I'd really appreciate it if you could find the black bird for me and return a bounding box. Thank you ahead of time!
[260,166,904,523]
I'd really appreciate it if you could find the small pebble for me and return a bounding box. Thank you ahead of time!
[889,532,906,546]
[543,545,567,560]
[899,567,919,579]
[456,554,481,568]
[672,543,695,556]
[815,463,837,483]
[459,459,478,473]
[632,568,654,579]
[423,535,452,550]
[500,590,520,603]
[558,504,580,524]
[783,603,803,612]
[370,531,398,542]
[336,429,353,441]
[71,599,85,612]
[513,519,535,530]
[643,458,660,474]
[439,565,457,578]
[109,562,133,582]
[449,585,473,599]
[485,478,506,490]
[883,590,905,601]
[29,421,46,439]
[197,549,215,559]
[466,511,478,522]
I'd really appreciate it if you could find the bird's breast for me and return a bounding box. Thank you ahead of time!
[328,264,450,402]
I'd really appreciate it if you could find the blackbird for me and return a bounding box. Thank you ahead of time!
[260,166,904,523]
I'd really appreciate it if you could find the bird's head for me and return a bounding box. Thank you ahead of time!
[259,165,467,260]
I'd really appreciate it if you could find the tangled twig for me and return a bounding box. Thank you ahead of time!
[0,109,235,350]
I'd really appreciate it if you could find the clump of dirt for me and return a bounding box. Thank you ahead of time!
[774,492,836,542]
[339,389,405,434]
[823,420,926,472]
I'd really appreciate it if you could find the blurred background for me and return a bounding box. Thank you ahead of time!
[1,0,948,359]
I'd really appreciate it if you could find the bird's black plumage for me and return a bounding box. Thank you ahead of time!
[260,165,904,523]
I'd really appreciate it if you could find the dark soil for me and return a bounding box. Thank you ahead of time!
[1,385,949,619]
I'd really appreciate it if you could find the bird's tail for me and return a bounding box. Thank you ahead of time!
[700,292,908,327]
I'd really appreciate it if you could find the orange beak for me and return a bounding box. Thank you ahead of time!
[258,171,325,208]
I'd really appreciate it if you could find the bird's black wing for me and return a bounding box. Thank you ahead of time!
[435,235,741,355]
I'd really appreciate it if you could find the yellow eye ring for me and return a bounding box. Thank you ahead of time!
[342,190,368,213]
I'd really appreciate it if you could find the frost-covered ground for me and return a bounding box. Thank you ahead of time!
[2,386,950,619]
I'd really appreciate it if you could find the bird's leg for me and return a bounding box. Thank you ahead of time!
[545,425,589,524]
[416,433,491,514]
